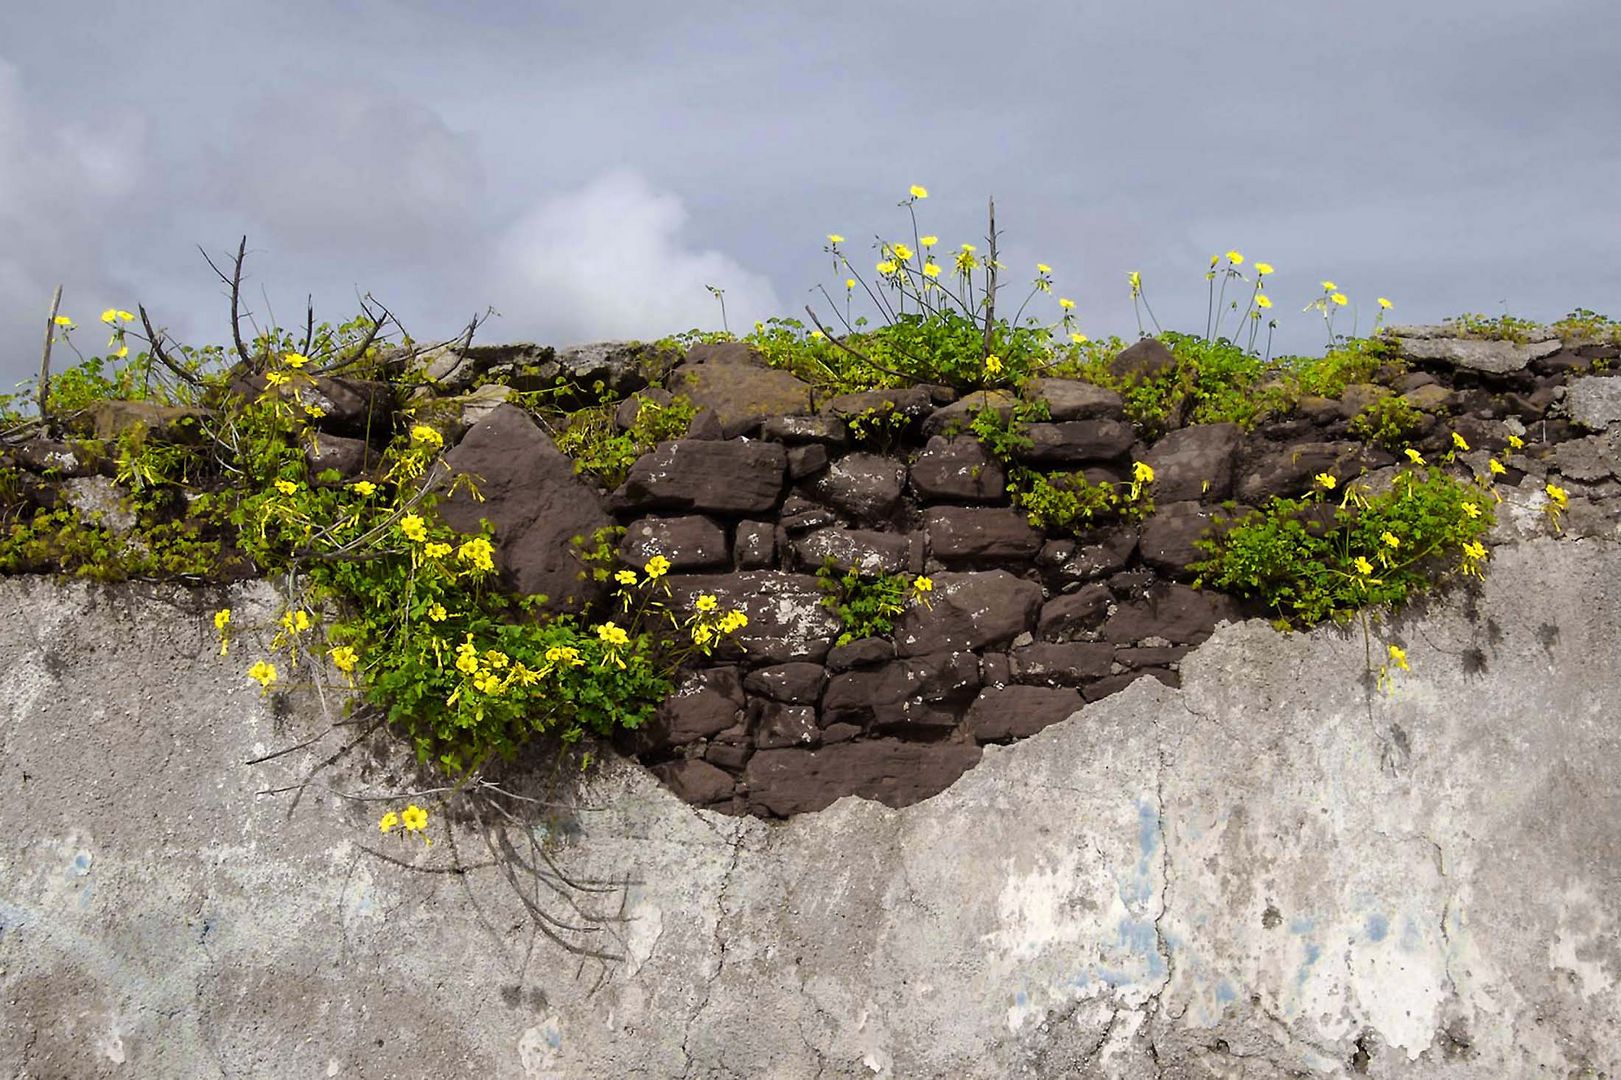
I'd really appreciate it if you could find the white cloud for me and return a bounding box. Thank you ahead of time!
[0,59,149,376]
[487,171,781,343]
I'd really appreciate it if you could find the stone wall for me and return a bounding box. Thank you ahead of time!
[417,329,1621,817]
[3,521,1619,1077]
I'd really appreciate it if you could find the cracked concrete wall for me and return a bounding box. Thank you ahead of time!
[3,522,1620,1077]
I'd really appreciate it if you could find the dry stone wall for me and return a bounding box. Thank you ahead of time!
[414,328,1621,818]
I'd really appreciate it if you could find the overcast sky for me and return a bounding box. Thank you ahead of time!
[2,1,1618,385]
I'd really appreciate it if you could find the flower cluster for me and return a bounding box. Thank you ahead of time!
[378,803,431,844]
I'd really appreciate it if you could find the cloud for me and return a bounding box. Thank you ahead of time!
[0,59,149,374]
[216,81,485,259]
[487,171,781,343]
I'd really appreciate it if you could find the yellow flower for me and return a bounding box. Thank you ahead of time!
[1387,644,1409,671]
[909,184,928,199]
[1381,531,1401,549]
[1507,434,1524,450]
[457,536,495,573]
[1128,270,1142,294]
[1461,502,1480,519]
[1036,263,1052,275]
[1315,472,1336,490]
[1354,556,1374,576]
[1545,482,1568,508]
[912,576,933,594]
[1256,294,1273,310]
[597,622,630,647]
[265,370,291,387]
[545,645,584,668]
[100,308,125,324]
[1071,333,1089,344]
[247,660,278,689]
[718,611,749,634]
[695,593,718,612]
[984,355,1004,375]
[614,569,638,586]
[399,514,428,542]
[1254,262,1274,276]
[876,260,898,275]
[960,242,976,253]
[1058,297,1076,310]
[923,262,941,279]
[827,233,845,245]
[920,235,938,247]
[280,609,312,634]
[351,480,377,496]
[845,278,856,291]
[1320,280,1337,291]
[1451,432,1470,451]
[891,242,914,262]
[1377,297,1393,310]
[1133,461,1155,484]
[304,405,326,419]
[379,811,399,834]
[1226,250,1244,266]
[329,645,358,673]
[423,542,452,559]
[400,804,429,832]
[1331,293,1349,307]
[283,352,310,369]
[410,425,444,449]
[274,478,298,495]
[1488,458,1506,475]
[53,315,75,328]
[214,608,232,631]
[455,638,480,675]
[427,602,447,621]
[953,248,978,274]
[644,555,671,579]
[113,344,129,359]
[1405,448,1426,465]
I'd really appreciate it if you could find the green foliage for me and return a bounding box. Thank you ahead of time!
[963,398,1048,462]
[846,403,913,451]
[816,562,913,646]
[1287,338,1397,400]
[1348,394,1425,450]
[1443,312,1545,344]
[1009,467,1152,532]
[552,392,696,487]
[1552,308,1621,345]
[1192,467,1495,627]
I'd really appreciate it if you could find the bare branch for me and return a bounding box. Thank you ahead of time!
[135,306,203,386]
[982,197,998,359]
[39,285,62,426]
[312,296,392,376]
[802,305,922,386]
[200,236,253,370]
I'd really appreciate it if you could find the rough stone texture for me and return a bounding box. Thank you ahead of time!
[620,439,786,515]
[909,435,1007,504]
[792,526,907,575]
[1017,419,1137,464]
[304,432,376,478]
[964,683,1084,739]
[85,400,208,441]
[1142,423,1240,502]
[619,515,730,571]
[891,569,1042,657]
[742,662,825,705]
[822,651,981,729]
[1566,375,1621,431]
[1109,336,1177,380]
[1138,500,1214,576]
[924,506,1042,564]
[822,386,934,423]
[809,452,906,525]
[760,415,849,448]
[1009,642,1114,686]
[4,536,1621,1076]
[439,403,610,609]
[1022,377,1125,421]
[1037,583,1114,640]
[1386,325,1563,374]
[669,362,814,438]
[664,571,841,664]
[920,390,1016,438]
[1237,440,1364,502]
[1103,581,1242,645]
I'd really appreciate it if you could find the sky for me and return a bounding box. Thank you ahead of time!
[2,1,1619,386]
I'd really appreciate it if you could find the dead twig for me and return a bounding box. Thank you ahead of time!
[135,305,203,386]
[982,196,998,359]
[200,236,253,371]
[39,285,62,427]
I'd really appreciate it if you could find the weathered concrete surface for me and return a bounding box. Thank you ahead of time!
[3,534,1620,1078]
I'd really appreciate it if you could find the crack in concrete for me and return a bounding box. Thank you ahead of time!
[679,821,747,1079]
